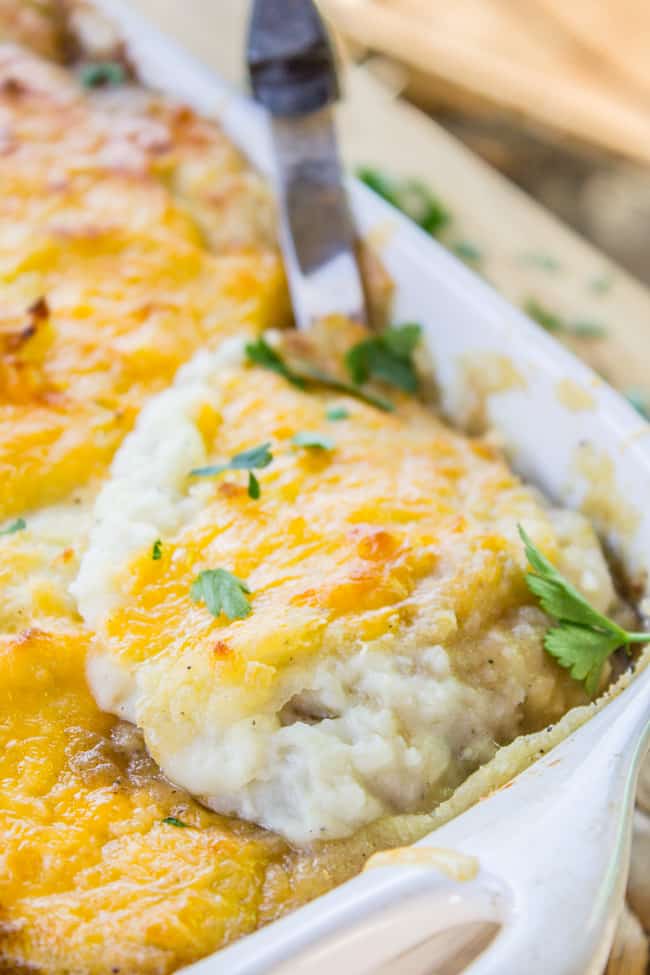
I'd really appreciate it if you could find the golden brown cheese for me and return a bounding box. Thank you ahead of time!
[75,325,591,842]
[0,620,435,974]
[102,360,550,686]
[0,45,288,517]
[0,627,329,974]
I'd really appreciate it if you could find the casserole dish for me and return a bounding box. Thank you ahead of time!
[3,2,650,972]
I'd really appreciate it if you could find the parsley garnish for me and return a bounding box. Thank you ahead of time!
[524,300,563,333]
[326,406,349,421]
[570,321,607,339]
[292,432,335,450]
[519,253,561,272]
[247,472,261,499]
[345,323,421,393]
[162,816,190,828]
[452,241,482,266]
[245,339,305,388]
[625,387,650,421]
[152,539,162,560]
[524,300,607,340]
[305,367,395,411]
[590,274,613,295]
[0,517,26,536]
[190,569,252,621]
[357,168,449,237]
[519,526,649,695]
[79,61,126,89]
[228,443,273,470]
[245,339,394,412]
[191,442,273,499]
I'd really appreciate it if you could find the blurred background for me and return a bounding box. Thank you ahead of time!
[323,0,650,287]
[134,0,650,288]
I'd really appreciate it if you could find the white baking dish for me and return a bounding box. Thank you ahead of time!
[86,3,650,972]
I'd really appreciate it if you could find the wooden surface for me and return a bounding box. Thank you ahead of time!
[132,0,650,395]
[130,0,650,966]
[321,0,650,166]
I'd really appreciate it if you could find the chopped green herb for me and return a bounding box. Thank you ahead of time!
[524,299,563,333]
[152,539,162,560]
[357,168,399,205]
[519,253,561,272]
[326,406,349,421]
[357,168,450,237]
[452,241,482,266]
[246,340,394,412]
[245,338,305,388]
[524,300,606,340]
[624,387,650,421]
[190,568,251,621]
[0,517,26,536]
[79,61,126,89]
[519,525,649,695]
[191,442,273,478]
[345,323,421,393]
[292,432,335,450]
[590,274,613,295]
[570,321,608,340]
[247,471,261,499]
[230,443,273,470]
[305,368,395,412]
[162,816,190,828]
[190,442,273,498]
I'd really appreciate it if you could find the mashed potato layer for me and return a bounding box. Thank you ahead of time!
[73,330,614,843]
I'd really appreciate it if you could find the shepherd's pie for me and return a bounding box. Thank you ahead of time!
[0,6,630,973]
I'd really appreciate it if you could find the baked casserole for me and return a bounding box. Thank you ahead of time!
[0,5,638,973]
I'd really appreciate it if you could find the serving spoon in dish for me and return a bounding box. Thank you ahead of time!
[247,0,367,331]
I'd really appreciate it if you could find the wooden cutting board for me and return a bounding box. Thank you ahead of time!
[321,0,650,164]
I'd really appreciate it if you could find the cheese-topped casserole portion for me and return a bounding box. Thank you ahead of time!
[74,327,611,843]
[0,12,625,970]
[0,45,287,517]
[0,627,270,972]
[1,622,399,975]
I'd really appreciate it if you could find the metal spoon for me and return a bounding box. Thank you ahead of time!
[247,0,367,331]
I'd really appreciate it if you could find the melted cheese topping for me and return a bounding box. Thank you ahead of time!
[0,45,288,517]
[74,331,607,842]
[0,626,366,974]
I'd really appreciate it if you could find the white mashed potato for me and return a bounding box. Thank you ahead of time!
[72,336,617,843]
